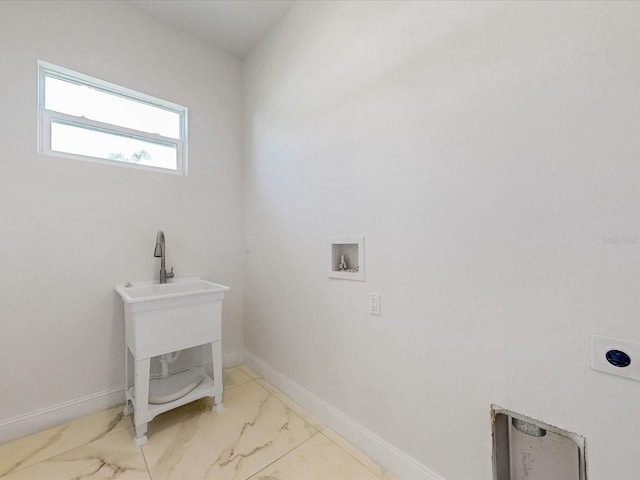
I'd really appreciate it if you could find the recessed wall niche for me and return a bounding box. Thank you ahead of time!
[329,237,364,281]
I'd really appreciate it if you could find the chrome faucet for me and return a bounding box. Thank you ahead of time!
[153,231,174,284]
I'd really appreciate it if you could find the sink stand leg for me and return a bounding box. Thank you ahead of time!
[134,422,148,447]
[133,357,150,446]
[213,394,223,413]
[211,341,223,413]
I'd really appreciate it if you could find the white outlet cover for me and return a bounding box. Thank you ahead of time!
[591,335,640,382]
[369,292,380,315]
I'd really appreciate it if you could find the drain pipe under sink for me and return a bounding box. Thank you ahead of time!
[160,351,180,378]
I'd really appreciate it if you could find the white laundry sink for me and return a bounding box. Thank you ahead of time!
[116,277,229,303]
[115,277,229,446]
[116,277,229,359]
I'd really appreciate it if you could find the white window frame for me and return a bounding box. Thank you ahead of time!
[37,60,188,175]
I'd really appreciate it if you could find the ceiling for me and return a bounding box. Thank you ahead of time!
[128,0,294,58]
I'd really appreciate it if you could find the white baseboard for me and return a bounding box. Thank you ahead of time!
[244,351,444,480]
[222,350,244,368]
[0,386,125,445]
[0,350,244,445]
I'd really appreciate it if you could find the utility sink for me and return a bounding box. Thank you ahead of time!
[115,277,229,446]
[116,278,229,359]
[116,278,229,304]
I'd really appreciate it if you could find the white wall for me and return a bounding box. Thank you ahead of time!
[0,1,244,434]
[243,1,640,478]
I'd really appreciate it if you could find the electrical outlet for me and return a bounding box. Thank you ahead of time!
[369,293,380,315]
[591,335,640,382]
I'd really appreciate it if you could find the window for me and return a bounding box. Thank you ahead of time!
[38,61,188,174]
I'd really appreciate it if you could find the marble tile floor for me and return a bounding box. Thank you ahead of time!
[0,366,396,480]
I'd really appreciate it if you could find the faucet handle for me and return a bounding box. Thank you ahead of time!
[167,267,175,279]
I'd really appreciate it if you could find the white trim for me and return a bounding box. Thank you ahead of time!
[0,350,244,445]
[244,351,445,480]
[197,350,245,370]
[222,350,245,368]
[37,60,188,175]
[43,112,183,175]
[38,60,185,112]
[329,236,365,281]
[47,111,181,146]
[0,387,124,445]
[41,148,184,176]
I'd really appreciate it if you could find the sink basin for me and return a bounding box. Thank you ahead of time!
[115,277,230,359]
[115,277,229,303]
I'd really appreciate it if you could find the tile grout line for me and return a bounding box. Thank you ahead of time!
[2,370,389,480]
[251,378,323,435]
[0,369,253,480]
[140,374,288,480]
[224,379,254,391]
[223,368,257,392]
[139,441,153,480]
[251,375,391,480]
[0,425,141,480]
[126,367,255,480]
[244,428,321,480]
[0,410,133,479]
[243,376,324,480]
[319,429,391,480]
